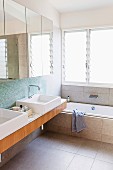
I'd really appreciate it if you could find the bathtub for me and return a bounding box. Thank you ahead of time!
[46,102,113,143]
[63,102,113,119]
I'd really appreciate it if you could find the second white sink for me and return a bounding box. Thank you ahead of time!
[16,94,61,115]
[0,109,28,140]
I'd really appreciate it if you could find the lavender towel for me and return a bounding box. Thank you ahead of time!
[72,109,86,133]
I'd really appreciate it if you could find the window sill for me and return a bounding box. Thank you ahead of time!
[62,81,113,88]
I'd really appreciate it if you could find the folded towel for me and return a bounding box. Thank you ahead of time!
[72,109,86,133]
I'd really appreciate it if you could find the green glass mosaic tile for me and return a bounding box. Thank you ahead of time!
[0,76,46,108]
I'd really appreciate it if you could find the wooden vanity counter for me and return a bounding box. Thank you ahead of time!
[0,100,67,154]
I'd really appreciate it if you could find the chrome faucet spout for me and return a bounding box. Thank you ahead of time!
[28,85,40,98]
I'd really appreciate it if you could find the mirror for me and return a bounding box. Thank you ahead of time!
[0,0,53,80]
[41,16,53,75]
[26,10,53,77]
[0,0,4,35]
[0,0,27,79]
[0,0,5,78]
[26,8,42,77]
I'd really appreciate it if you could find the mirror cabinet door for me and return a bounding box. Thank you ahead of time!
[4,0,27,79]
[0,0,53,80]
[0,0,4,35]
[42,16,53,75]
[26,8,42,77]
[0,0,6,79]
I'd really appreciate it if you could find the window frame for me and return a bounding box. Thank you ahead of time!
[62,27,113,88]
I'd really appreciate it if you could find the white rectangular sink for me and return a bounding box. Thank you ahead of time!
[0,108,28,140]
[16,94,61,115]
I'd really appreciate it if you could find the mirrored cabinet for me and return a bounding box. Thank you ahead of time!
[26,8,42,77]
[0,0,4,35]
[0,0,5,78]
[4,0,27,79]
[42,16,53,75]
[0,0,53,80]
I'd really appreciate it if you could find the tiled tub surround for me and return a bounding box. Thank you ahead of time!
[62,84,113,106]
[45,102,113,144]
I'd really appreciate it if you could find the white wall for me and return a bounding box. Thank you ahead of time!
[61,6,113,103]
[61,6,113,29]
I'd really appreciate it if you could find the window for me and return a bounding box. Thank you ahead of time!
[65,31,86,82]
[63,28,113,85]
[90,29,113,84]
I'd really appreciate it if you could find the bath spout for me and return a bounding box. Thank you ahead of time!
[89,94,98,98]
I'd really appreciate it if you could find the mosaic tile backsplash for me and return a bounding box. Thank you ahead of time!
[0,76,46,108]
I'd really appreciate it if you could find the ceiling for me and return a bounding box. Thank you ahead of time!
[47,0,113,13]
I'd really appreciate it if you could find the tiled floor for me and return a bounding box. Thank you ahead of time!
[1,132,113,170]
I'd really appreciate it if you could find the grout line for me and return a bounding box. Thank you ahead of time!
[90,151,99,170]
[94,159,113,165]
[40,133,113,169]
[101,118,103,142]
[90,158,95,170]
[90,141,102,170]
[75,152,95,159]
[66,154,76,170]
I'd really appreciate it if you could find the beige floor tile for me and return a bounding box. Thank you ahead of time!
[96,143,113,164]
[77,139,101,158]
[57,140,81,153]
[2,132,113,170]
[34,134,63,149]
[44,132,84,153]
[67,155,94,170]
[44,131,83,145]
[45,131,84,144]
[91,160,113,170]
[1,137,74,170]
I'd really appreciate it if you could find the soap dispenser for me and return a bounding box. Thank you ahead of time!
[67,96,70,102]
[19,105,24,112]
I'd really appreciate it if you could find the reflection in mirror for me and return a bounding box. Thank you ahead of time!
[27,8,53,77]
[42,16,53,75]
[0,0,6,78]
[0,35,19,79]
[0,0,53,80]
[4,0,28,79]
[4,0,26,35]
[0,0,28,79]
[26,8,42,77]
[0,0,4,35]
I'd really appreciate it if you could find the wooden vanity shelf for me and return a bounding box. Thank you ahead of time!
[0,101,67,154]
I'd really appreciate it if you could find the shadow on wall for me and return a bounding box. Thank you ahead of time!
[0,77,46,108]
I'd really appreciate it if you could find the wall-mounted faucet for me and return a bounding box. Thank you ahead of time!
[28,85,40,98]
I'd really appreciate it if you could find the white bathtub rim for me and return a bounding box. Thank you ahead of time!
[63,102,113,119]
